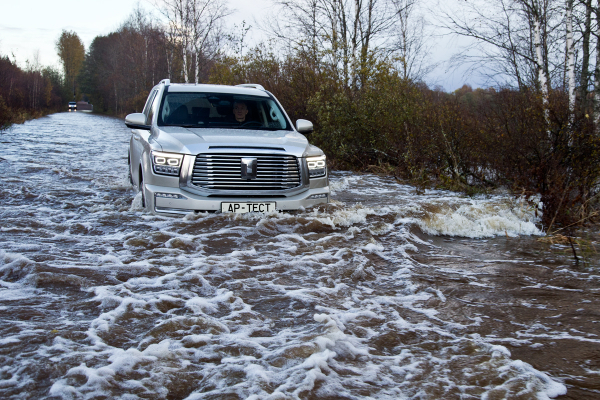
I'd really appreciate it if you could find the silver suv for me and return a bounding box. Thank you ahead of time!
[125,80,329,216]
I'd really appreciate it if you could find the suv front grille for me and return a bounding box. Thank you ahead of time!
[191,153,301,191]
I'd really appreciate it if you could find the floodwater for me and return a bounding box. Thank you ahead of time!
[0,112,598,400]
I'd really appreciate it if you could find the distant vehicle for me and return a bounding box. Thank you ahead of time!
[125,79,329,216]
[76,101,93,112]
[68,102,77,112]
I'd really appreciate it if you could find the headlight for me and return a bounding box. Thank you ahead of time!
[307,155,326,178]
[152,151,183,176]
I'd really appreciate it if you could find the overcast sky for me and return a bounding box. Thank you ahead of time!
[0,0,473,91]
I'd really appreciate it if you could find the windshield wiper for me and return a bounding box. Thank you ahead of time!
[232,126,281,131]
[163,124,205,128]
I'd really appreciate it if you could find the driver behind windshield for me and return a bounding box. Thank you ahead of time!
[232,101,249,123]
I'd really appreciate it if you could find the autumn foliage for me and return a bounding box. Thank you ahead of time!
[56,30,85,97]
[208,50,600,229]
[0,56,66,129]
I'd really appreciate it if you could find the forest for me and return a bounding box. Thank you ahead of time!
[1,0,600,230]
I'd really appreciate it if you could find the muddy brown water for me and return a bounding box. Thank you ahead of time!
[0,112,598,399]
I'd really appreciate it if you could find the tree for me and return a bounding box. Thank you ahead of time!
[393,0,436,81]
[156,0,229,83]
[578,0,592,112]
[436,0,564,92]
[593,1,600,126]
[79,8,170,115]
[566,0,575,114]
[266,0,400,90]
[56,30,85,98]
[518,0,553,125]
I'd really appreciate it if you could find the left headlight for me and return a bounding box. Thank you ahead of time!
[307,155,327,178]
[152,151,183,176]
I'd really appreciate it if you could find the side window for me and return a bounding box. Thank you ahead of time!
[146,91,160,125]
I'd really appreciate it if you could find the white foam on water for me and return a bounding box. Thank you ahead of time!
[129,191,144,211]
[329,174,543,238]
[329,175,359,194]
[414,198,542,238]
[43,221,563,398]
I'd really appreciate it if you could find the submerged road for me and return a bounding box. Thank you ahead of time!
[0,112,598,399]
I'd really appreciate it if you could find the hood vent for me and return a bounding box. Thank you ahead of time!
[208,146,285,151]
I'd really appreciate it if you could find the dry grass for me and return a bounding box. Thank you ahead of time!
[538,230,599,267]
[537,234,572,245]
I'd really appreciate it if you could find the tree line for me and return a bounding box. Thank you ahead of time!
[2,0,600,230]
[0,54,67,129]
[0,29,89,128]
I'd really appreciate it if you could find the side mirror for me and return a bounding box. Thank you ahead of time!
[296,119,313,134]
[125,113,150,130]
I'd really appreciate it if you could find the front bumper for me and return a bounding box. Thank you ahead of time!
[145,184,330,216]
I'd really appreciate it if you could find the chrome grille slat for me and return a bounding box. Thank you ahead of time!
[195,174,300,179]
[195,179,300,183]
[201,185,298,189]
[198,155,295,159]
[194,166,298,170]
[191,153,302,191]
[197,182,299,186]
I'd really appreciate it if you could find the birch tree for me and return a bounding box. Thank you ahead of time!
[156,0,190,82]
[393,0,436,81]
[518,0,553,120]
[566,0,576,114]
[157,0,229,83]
[594,1,600,126]
[578,0,592,111]
[436,0,562,93]
[188,0,230,84]
[267,0,399,89]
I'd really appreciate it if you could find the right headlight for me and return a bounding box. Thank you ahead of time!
[307,155,327,178]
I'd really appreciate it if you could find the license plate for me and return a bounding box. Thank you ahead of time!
[221,202,276,214]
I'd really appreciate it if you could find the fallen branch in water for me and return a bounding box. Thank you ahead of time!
[548,211,599,235]
[568,236,579,266]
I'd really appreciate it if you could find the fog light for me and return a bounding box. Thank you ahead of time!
[155,193,185,199]
[309,193,328,199]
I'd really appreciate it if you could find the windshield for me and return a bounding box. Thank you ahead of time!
[157,92,292,131]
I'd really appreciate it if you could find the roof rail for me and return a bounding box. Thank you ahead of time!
[159,79,171,86]
[236,83,265,91]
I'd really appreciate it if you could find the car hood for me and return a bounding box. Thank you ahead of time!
[152,127,315,157]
